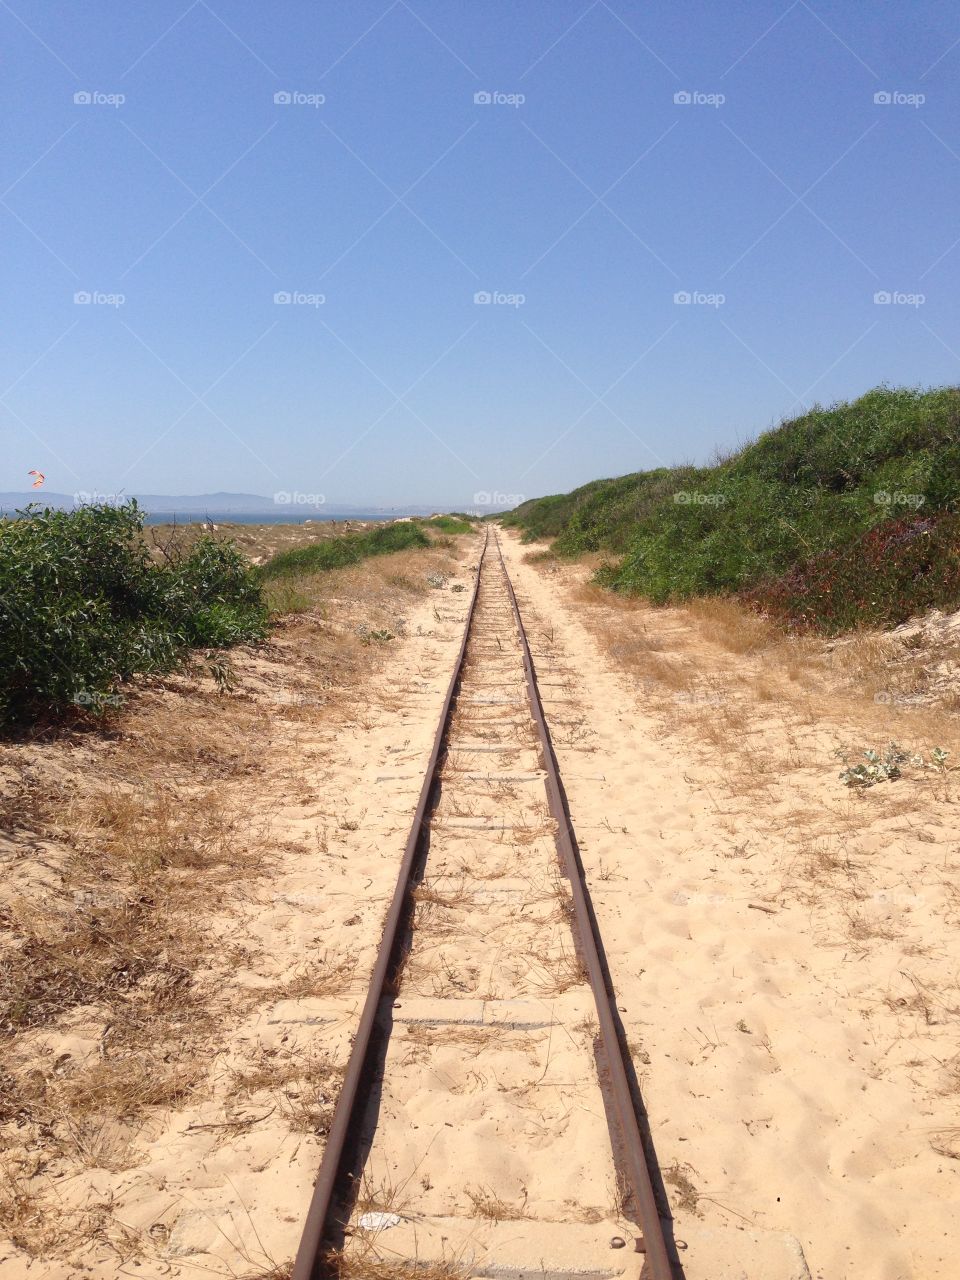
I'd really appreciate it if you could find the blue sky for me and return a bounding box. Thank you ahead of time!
[2,1,959,507]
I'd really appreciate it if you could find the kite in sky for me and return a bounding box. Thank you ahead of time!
[28,470,45,489]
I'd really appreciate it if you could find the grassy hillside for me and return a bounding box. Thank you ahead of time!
[504,386,960,632]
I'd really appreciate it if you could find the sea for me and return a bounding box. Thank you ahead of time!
[141,511,389,525]
[1,509,403,525]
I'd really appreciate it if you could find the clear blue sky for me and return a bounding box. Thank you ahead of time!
[2,1,959,506]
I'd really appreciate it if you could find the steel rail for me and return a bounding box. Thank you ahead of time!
[292,526,674,1279]
[291,529,490,1280]
[493,531,674,1280]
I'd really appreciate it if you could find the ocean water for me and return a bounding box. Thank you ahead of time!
[0,509,394,525]
[141,511,387,525]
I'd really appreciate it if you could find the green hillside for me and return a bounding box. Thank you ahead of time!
[503,386,960,633]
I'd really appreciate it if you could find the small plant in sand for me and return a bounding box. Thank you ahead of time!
[356,624,395,645]
[836,742,949,787]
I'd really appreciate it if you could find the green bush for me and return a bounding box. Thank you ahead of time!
[0,502,266,726]
[503,385,960,629]
[741,512,960,634]
[261,521,429,579]
[416,515,474,534]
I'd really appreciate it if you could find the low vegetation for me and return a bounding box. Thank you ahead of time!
[504,385,960,633]
[1,506,472,729]
[259,521,430,579]
[416,514,474,535]
[0,501,266,727]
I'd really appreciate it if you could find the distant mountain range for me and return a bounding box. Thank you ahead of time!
[0,491,462,517]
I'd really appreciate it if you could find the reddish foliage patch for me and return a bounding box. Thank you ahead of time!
[741,512,960,634]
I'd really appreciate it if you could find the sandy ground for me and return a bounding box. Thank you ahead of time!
[500,531,959,1280]
[3,524,958,1279]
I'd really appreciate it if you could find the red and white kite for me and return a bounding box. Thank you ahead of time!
[28,470,45,489]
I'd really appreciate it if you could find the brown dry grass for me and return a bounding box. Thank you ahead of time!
[334,1248,466,1280]
[232,1043,342,1135]
[464,1184,529,1221]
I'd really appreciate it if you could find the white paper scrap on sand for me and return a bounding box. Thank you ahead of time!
[358,1211,402,1231]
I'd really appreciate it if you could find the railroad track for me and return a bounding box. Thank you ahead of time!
[292,529,675,1280]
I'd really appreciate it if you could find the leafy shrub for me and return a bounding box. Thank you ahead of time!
[260,521,429,579]
[0,502,266,727]
[837,742,949,787]
[503,385,960,631]
[741,512,960,633]
[417,515,474,534]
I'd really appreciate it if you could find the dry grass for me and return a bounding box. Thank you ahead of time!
[524,941,587,995]
[663,1161,700,1215]
[334,1247,466,1280]
[0,893,206,1035]
[272,951,355,1000]
[231,1043,342,1135]
[465,1184,529,1220]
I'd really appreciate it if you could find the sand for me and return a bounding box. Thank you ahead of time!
[3,525,958,1279]
[499,530,958,1280]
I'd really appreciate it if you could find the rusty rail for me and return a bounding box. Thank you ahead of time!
[291,529,489,1280]
[292,526,674,1279]
[494,532,674,1280]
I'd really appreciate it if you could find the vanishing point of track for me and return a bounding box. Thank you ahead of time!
[292,529,674,1280]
